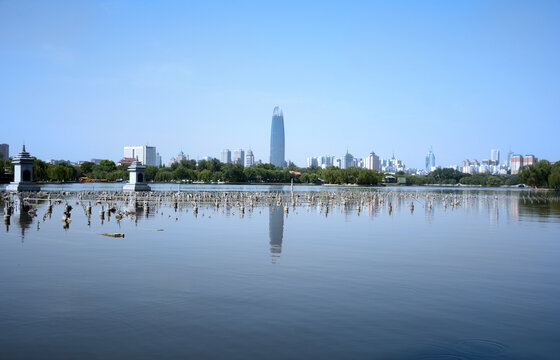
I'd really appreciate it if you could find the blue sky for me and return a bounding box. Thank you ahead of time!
[1,0,559,168]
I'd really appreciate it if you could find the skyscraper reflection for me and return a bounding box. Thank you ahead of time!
[269,205,284,263]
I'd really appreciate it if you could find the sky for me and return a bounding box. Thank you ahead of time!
[1,0,559,168]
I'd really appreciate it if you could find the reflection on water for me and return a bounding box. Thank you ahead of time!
[1,187,559,359]
[269,206,284,263]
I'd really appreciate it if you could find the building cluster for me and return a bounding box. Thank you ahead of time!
[307,151,382,171]
[449,150,538,175]
[219,148,259,167]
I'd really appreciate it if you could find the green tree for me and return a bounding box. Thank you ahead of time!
[548,162,560,190]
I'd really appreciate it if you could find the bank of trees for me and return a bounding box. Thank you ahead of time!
[0,158,384,185]
[150,161,383,185]
[398,168,519,187]
[519,160,560,189]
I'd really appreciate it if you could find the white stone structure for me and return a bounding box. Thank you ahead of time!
[7,145,40,192]
[123,159,151,191]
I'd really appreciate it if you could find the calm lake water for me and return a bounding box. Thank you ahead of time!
[1,186,559,359]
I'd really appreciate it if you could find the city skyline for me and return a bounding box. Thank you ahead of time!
[1,1,559,168]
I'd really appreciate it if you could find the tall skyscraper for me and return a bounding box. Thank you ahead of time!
[270,106,285,167]
[233,149,245,165]
[220,149,231,164]
[245,150,255,167]
[425,150,436,171]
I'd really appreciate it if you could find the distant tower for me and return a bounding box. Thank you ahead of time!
[233,149,245,165]
[491,149,500,165]
[220,149,232,164]
[425,149,436,171]
[7,145,40,192]
[123,158,151,191]
[270,107,285,167]
[245,149,255,167]
[341,150,354,169]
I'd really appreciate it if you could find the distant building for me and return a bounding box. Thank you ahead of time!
[381,155,405,173]
[365,152,380,171]
[510,155,523,174]
[156,152,162,167]
[270,106,285,167]
[124,145,157,166]
[425,150,436,171]
[307,157,318,168]
[245,150,255,167]
[176,151,187,162]
[90,158,102,165]
[221,149,232,164]
[341,151,354,169]
[491,149,500,165]
[523,155,537,167]
[118,157,136,167]
[0,144,9,160]
[233,149,245,165]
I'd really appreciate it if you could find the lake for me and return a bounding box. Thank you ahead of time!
[1,186,559,359]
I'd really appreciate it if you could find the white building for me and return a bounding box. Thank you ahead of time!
[341,151,354,169]
[491,149,500,165]
[233,149,244,165]
[124,145,157,166]
[221,149,232,164]
[245,150,255,167]
[365,152,380,171]
[307,157,318,168]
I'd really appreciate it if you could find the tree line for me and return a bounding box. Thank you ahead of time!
[0,158,384,185]
[1,157,558,189]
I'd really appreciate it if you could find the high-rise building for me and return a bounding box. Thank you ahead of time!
[341,151,354,169]
[270,106,285,167]
[523,155,537,167]
[156,152,162,167]
[220,149,232,164]
[511,155,523,174]
[245,150,255,167]
[124,145,157,166]
[307,157,318,168]
[366,152,380,171]
[233,149,245,165]
[425,150,436,171]
[0,144,9,160]
[491,149,500,165]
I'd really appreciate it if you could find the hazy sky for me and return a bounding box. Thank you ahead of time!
[1,0,559,168]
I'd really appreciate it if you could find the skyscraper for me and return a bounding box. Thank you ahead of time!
[425,150,436,171]
[233,149,245,165]
[245,150,255,167]
[491,149,500,165]
[270,106,285,167]
[366,152,380,171]
[341,150,354,169]
[220,149,231,164]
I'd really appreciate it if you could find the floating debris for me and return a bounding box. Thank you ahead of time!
[97,233,125,238]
